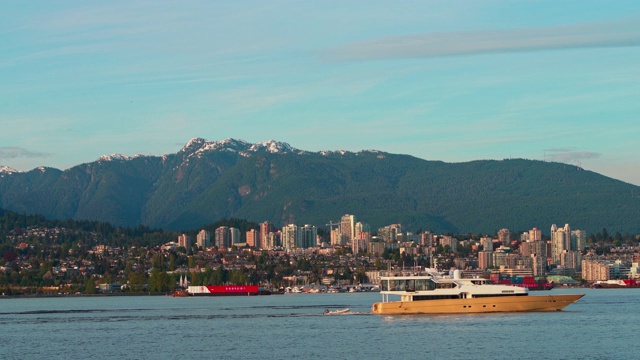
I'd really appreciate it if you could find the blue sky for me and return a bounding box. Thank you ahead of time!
[2,1,640,185]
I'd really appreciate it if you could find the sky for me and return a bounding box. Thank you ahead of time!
[2,1,640,185]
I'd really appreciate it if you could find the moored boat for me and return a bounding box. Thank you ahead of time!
[591,279,640,288]
[187,285,261,296]
[371,268,583,315]
[171,289,188,297]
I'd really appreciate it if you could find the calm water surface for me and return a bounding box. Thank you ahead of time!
[1,288,637,360]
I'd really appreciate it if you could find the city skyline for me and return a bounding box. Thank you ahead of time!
[2,1,640,185]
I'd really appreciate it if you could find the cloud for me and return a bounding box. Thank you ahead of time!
[544,148,601,163]
[0,146,50,159]
[326,18,640,61]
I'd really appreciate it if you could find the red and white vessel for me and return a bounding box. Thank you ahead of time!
[187,285,261,296]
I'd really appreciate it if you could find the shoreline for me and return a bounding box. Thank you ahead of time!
[0,292,170,299]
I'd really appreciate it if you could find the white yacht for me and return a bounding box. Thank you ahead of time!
[372,268,583,315]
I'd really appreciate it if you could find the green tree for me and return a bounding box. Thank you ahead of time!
[148,269,174,292]
[127,269,145,292]
[152,254,164,270]
[169,254,176,271]
[84,277,97,294]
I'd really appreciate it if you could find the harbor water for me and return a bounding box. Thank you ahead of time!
[1,288,637,360]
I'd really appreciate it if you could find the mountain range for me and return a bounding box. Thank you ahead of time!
[1,138,639,235]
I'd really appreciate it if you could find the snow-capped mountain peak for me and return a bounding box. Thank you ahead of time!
[0,165,20,174]
[248,140,295,153]
[180,138,249,154]
[181,137,207,152]
[98,154,132,162]
[179,138,300,158]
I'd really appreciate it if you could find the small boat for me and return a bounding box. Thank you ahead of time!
[171,289,188,297]
[372,268,583,315]
[324,308,350,315]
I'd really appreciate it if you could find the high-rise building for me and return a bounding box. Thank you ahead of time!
[368,240,386,256]
[528,228,542,242]
[264,231,280,250]
[420,231,434,247]
[215,226,231,248]
[352,222,372,254]
[177,234,190,248]
[354,222,370,242]
[246,229,258,248]
[339,214,356,245]
[259,221,273,250]
[478,251,493,269]
[196,229,211,248]
[561,250,582,270]
[531,254,546,276]
[497,228,511,246]
[492,248,509,268]
[582,260,610,281]
[571,229,587,251]
[551,224,571,264]
[330,228,341,246]
[279,224,318,250]
[521,240,547,259]
[230,227,241,244]
[480,236,494,252]
[299,224,317,249]
[440,235,457,253]
[281,224,298,250]
[378,224,402,243]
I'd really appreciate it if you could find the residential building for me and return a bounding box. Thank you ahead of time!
[421,231,434,247]
[378,224,402,243]
[246,229,258,248]
[330,227,342,246]
[531,254,546,276]
[582,260,611,281]
[478,250,493,269]
[355,222,370,243]
[551,224,571,264]
[259,221,273,250]
[497,228,511,246]
[561,250,583,271]
[480,236,494,251]
[571,229,587,251]
[440,235,457,253]
[339,214,356,245]
[520,240,546,258]
[177,234,190,248]
[230,227,241,244]
[368,240,387,256]
[529,227,542,242]
[196,229,211,248]
[281,224,296,250]
[299,224,317,249]
[215,226,231,248]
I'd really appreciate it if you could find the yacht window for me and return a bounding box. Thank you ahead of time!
[389,280,405,291]
[405,280,415,292]
[381,280,389,291]
[435,282,456,289]
[415,279,436,291]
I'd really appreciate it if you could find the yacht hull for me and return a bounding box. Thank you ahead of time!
[371,294,584,315]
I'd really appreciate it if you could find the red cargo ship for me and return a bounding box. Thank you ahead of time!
[592,279,640,288]
[187,285,261,296]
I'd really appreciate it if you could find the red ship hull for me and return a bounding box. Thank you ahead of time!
[187,285,261,296]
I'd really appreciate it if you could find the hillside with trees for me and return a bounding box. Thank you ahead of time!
[1,138,639,234]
